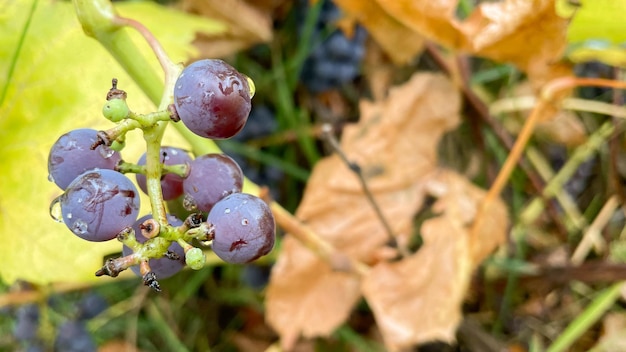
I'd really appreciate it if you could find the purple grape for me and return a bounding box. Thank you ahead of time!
[48,128,122,190]
[77,292,108,321]
[174,59,252,139]
[135,146,192,200]
[14,304,39,341]
[207,193,275,264]
[122,214,185,279]
[182,153,243,212]
[54,321,96,352]
[60,169,140,242]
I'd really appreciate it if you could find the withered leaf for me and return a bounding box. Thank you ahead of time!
[336,0,571,85]
[362,170,508,351]
[181,0,273,58]
[266,73,464,349]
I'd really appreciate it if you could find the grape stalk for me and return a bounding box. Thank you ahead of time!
[49,0,275,291]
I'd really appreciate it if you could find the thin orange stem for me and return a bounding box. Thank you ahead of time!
[269,202,369,276]
[472,76,626,238]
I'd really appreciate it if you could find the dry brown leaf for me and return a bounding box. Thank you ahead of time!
[336,0,571,85]
[371,0,464,48]
[593,312,626,351]
[362,170,508,351]
[266,73,463,349]
[181,0,272,58]
[333,0,425,64]
[459,0,571,87]
[535,110,587,147]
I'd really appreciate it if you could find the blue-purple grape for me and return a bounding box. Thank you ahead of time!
[54,321,96,352]
[14,304,39,342]
[48,129,121,190]
[135,146,192,200]
[182,153,243,212]
[298,0,367,92]
[207,193,275,264]
[59,169,140,242]
[122,214,185,279]
[76,292,108,321]
[173,59,252,139]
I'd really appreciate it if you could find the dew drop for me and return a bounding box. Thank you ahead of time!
[224,208,231,214]
[67,213,72,219]
[241,218,249,226]
[49,196,63,223]
[98,146,115,158]
[71,219,88,235]
[47,174,55,183]
[244,75,255,99]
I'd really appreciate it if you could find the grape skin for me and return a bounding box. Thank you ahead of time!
[208,193,275,264]
[122,214,186,279]
[135,146,192,200]
[174,59,252,139]
[61,169,140,242]
[182,153,243,212]
[48,128,121,190]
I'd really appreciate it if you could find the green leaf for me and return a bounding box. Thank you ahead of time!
[557,0,626,67]
[0,0,226,285]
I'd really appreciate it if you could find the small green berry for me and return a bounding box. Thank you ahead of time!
[102,98,129,122]
[185,247,205,270]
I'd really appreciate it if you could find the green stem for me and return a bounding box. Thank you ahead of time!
[547,282,623,352]
[143,127,167,223]
[73,0,162,103]
[128,110,174,125]
[73,0,184,226]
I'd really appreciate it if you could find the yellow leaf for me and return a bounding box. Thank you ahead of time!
[0,0,226,285]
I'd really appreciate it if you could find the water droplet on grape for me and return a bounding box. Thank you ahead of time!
[245,75,255,98]
[71,219,88,235]
[224,208,231,214]
[67,213,72,219]
[48,174,55,183]
[49,196,63,223]
[241,218,249,226]
[98,146,115,158]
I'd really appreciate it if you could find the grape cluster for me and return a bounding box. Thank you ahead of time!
[48,59,275,290]
[298,0,367,92]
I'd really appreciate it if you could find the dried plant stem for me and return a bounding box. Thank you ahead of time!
[520,121,615,227]
[571,196,619,265]
[610,69,626,203]
[0,279,120,308]
[473,77,626,238]
[525,146,587,233]
[491,96,626,118]
[320,124,408,256]
[269,202,369,276]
